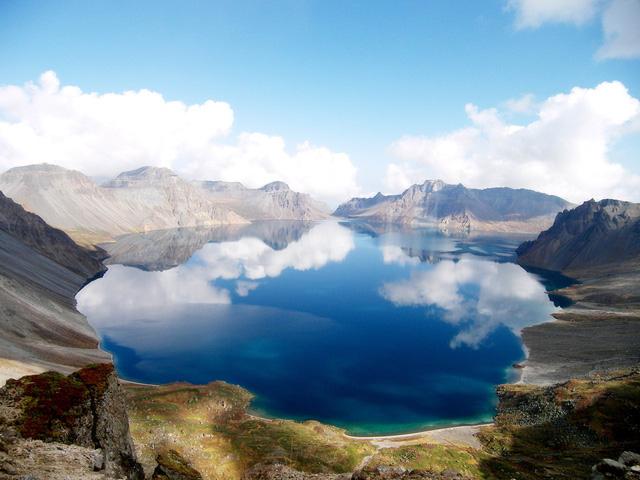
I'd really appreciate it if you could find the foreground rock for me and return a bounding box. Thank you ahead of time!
[0,363,144,479]
[0,191,110,384]
[335,180,572,233]
[152,449,203,480]
[478,368,640,479]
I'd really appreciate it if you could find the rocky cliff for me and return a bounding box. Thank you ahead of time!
[197,179,330,221]
[335,180,572,233]
[516,199,640,274]
[0,190,110,384]
[0,363,144,479]
[515,199,640,386]
[0,164,248,244]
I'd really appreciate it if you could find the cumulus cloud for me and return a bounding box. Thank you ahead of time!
[380,257,556,348]
[0,71,359,203]
[387,81,640,203]
[597,0,640,59]
[507,0,600,28]
[507,0,640,59]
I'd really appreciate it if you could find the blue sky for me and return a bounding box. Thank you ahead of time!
[0,0,639,203]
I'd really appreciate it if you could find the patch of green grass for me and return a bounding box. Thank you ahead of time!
[368,444,485,479]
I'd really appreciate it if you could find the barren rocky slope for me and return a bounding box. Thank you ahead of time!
[516,199,640,385]
[198,180,330,221]
[0,164,248,244]
[0,191,110,384]
[335,180,572,233]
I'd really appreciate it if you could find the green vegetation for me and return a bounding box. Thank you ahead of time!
[125,381,374,479]
[367,444,485,478]
[477,369,640,479]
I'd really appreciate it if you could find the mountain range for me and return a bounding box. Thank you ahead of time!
[0,164,328,243]
[335,180,573,233]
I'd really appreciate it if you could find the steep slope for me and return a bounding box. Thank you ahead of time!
[198,179,330,221]
[0,164,248,243]
[103,166,248,230]
[0,191,110,385]
[515,199,640,385]
[516,199,640,274]
[335,180,572,233]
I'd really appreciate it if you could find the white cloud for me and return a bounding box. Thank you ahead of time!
[507,0,640,60]
[380,257,556,348]
[0,71,360,203]
[505,93,537,114]
[507,0,600,28]
[387,81,640,203]
[597,0,640,59]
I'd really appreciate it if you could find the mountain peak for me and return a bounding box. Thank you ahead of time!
[104,166,180,188]
[260,181,290,192]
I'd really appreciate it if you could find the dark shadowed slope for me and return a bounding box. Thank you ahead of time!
[517,198,640,274]
[0,191,110,384]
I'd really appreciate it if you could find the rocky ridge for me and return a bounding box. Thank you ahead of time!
[515,199,640,385]
[335,180,572,233]
[197,179,330,221]
[0,164,248,244]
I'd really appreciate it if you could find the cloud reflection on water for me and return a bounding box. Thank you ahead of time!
[380,256,556,348]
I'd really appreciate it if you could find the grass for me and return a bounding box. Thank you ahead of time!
[125,381,374,479]
[367,444,485,478]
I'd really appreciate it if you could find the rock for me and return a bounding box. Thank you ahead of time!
[352,466,472,479]
[0,363,144,480]
[620,452,640,467]
[152,449,203,480]
[594,458,627,477]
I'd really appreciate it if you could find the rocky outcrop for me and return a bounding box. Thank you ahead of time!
[152,449,203,480]
[478,369,640,479]
[0,364,144,479]
[517,199,640,274]
[335,181,572,233]
[0,164,248,244]
[198,179,330,221]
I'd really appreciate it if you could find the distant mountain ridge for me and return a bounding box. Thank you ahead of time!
[517,198,640,274]
[197,179,330,221]
[0,164,328,243]
[335,180,573,233]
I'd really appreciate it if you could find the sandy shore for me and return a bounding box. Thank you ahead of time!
[344,423,490,450]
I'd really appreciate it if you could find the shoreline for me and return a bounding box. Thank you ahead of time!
[343,422,493,441]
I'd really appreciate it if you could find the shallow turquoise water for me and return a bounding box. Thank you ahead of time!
[78,221,563,435]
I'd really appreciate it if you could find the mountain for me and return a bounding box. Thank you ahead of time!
[0,164,248,243]
[516,199,640,274]
[0,191,110,384]
[334,180,573,233]
[197,179,330,221]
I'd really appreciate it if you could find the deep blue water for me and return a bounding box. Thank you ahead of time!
[77,221,559,435]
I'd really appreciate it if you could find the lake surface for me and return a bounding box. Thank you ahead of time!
[77,220,562,435]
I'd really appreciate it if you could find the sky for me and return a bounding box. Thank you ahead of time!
[0,0,639,204]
